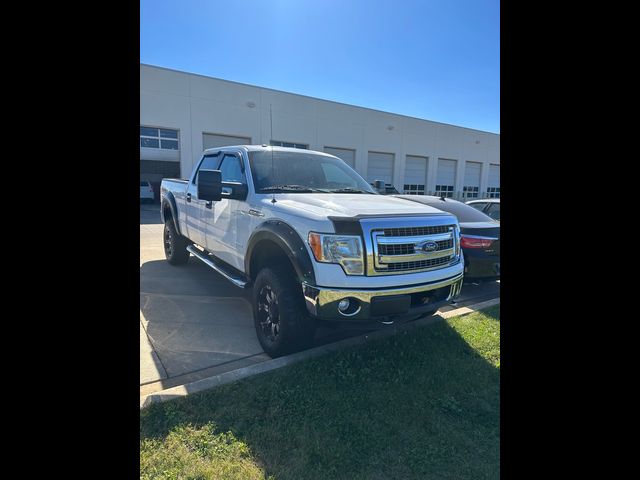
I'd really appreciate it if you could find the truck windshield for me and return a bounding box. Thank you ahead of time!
[249,150,376,194]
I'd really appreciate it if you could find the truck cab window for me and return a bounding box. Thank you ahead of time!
[219,155,245,183]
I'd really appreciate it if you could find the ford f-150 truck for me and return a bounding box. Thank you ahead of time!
[160,145,464,357]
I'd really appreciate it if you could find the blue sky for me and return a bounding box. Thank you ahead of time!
[141,0,500,133]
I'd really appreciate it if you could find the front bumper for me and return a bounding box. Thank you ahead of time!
[302,272,464,322]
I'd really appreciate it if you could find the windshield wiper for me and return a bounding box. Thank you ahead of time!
[328,187,374,194]
[258,184,328,193]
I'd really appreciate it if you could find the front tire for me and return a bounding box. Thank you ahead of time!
[252,266,316,357]
[163,221,190,265]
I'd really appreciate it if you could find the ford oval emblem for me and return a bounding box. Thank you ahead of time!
[420,240,439,252]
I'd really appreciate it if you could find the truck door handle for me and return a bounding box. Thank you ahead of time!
[244,209,264,217]
[186,193,191,202]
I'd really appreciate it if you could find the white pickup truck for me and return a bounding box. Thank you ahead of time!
[160,145,464,357]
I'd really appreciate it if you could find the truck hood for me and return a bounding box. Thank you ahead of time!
[269,193,448,218]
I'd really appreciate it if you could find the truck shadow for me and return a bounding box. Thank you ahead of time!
[140,256,438,346]
[140,259,376,389]
[140,259,257,387]
[140,308,500,479]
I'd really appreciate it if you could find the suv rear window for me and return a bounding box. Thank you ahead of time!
[140,182,149,187]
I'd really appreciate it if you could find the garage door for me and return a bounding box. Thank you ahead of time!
[140,160,181,202]
[367,151,394,185]
[487,164,500,198]
[324,147,356,169]
[203,133,252,150]
[463,161,482,199]
[435,158,457,197]
[404,155,428,194]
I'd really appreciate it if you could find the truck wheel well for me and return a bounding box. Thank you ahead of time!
[249,240,296,281]
[162,203,173,222]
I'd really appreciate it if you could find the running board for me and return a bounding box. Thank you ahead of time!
[186,245,250,288]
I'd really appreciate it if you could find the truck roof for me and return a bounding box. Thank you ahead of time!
[203,145,336,156]
[466,198,500,204]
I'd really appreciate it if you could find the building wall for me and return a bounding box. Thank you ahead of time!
[140,64,500,196]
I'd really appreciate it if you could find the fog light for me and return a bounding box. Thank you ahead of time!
[336,297,361,316]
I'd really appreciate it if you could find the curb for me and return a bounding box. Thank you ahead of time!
[140,297,500,409]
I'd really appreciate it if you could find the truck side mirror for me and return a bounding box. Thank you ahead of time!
[198,170,222,202]
[374,180,386,193]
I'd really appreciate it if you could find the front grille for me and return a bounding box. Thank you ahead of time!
[372,223,457,275]
[383,225,450,237]
[385,256,452,271]
[378,238,453,256]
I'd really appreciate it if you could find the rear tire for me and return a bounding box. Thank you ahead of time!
[252,265,316,357]
[164,221,190,265]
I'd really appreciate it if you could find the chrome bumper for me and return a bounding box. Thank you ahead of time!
[302,272,464,321]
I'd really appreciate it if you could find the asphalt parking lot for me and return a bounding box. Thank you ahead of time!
[140,204,500,395]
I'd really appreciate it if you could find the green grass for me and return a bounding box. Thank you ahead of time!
[141,305,500,480]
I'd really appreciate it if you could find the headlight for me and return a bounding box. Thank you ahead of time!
[308,232,364,275]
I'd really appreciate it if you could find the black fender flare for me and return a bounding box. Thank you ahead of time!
[160,192,181,236]
[245,220,316,286]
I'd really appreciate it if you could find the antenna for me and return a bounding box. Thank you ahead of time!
[269,104,276,203]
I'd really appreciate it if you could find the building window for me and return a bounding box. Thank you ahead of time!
[487,187,500,198]
[270,140,308,149]
[463,186,479,199]
[403,184,425,195]
[140,126,179,150]
[435,185,455,198]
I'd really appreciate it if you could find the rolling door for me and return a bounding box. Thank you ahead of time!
[324,147,356,169]
[487,164,500,198]
[367,151,394,185]
[435,158,456,197]
[404,155,428,194]
[140,160,181,202]
[463,161,482,199]
[203,133,251,150]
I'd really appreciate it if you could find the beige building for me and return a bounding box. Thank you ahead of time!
[140,63,500,200]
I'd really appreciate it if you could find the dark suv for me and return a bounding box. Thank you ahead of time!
[395,195,500,281]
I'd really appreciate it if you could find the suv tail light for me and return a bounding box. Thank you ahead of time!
[460,235,496,249]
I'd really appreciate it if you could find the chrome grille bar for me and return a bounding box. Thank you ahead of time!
[376,233,453,244]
